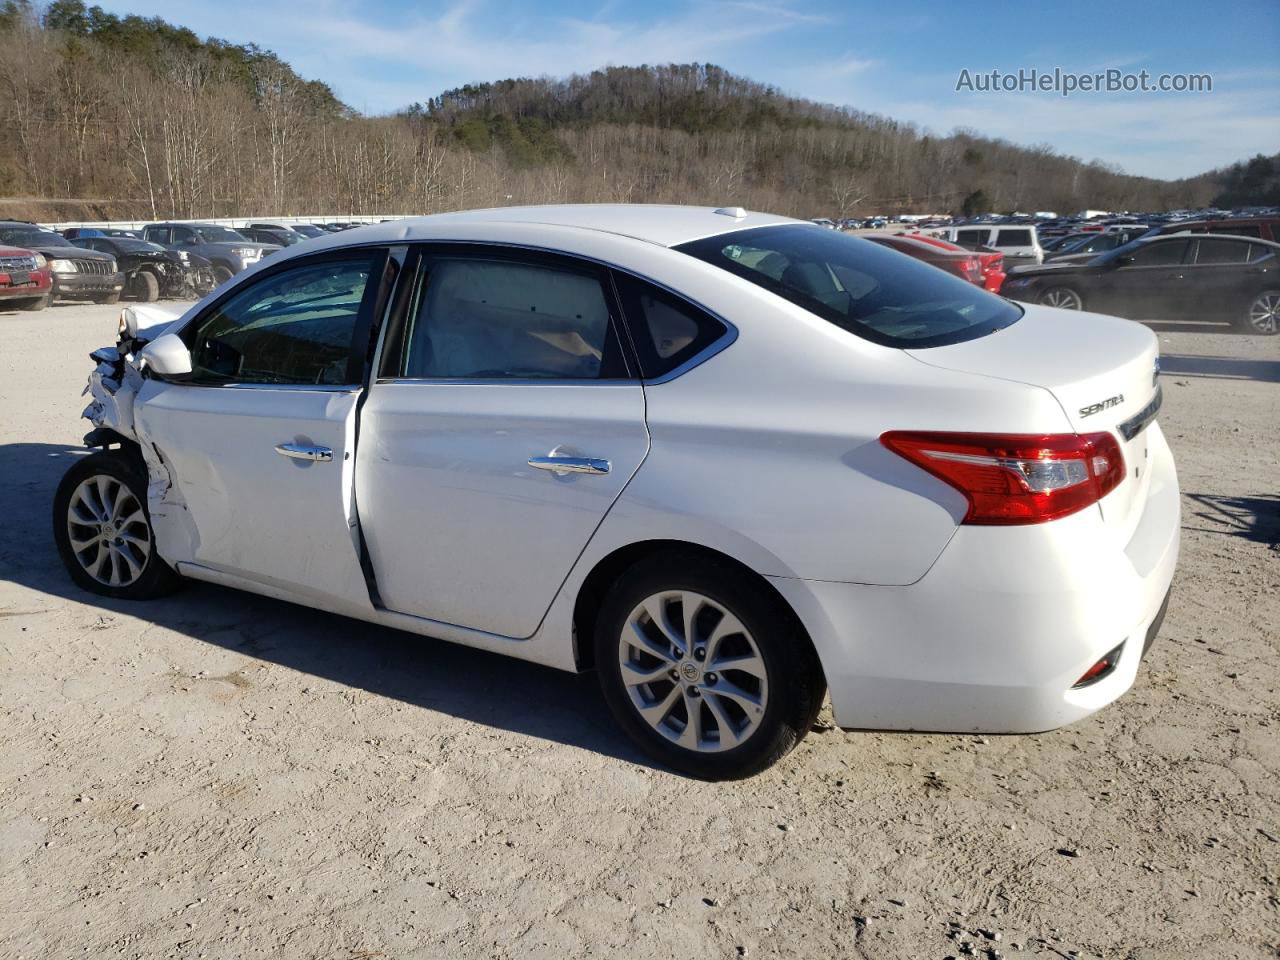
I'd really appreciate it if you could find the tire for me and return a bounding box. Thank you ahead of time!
[1039,286,1084,310]
[15,295,49,311]
[1238,289,1280,335]
[212,264,234,285]
[132,271,160,302]
[94,291,121,304]
[52,451,181,600]
[594,551,825,780]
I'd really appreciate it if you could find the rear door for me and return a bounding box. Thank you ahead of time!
[1183,237,1255,320]
[135,248,391,609]
[356,246,649,639]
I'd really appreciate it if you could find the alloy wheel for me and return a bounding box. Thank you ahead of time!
[1247,292,1280,334]
[65,474,152,587]
[1041,288,1083,310]
[618,590,768,752]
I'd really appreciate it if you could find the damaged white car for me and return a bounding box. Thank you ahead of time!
[53,206,1179,779]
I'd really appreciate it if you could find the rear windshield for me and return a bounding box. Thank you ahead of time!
[676,224,1021,348]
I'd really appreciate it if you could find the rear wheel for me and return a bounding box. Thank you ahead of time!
[1040,286,1083,310]
[52,451,181,600]
[595,552,825,779]
[1239,290,1280,335]
[132,271,160,302]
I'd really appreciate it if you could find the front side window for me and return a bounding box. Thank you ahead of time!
[399,256,627,379]
[194,225,248,243]
[676,224,1021,349]
[184,255,380,385]
[1125,239,1189,267]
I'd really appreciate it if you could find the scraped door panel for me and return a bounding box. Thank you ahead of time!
[137,384,371,610]
[356,381,648,638]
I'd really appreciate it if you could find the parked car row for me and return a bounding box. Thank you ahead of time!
[0,218,376,311]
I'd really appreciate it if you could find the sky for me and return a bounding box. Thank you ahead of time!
[95,0,1280,181]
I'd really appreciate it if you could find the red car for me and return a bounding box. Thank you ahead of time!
[865,233,994,290]
[901,232,1006,293]
[0,244,53,311]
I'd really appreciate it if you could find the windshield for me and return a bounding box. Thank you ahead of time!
[196,225,248,243]
[292,225,325,237]
[0,227,73,247]
[676,224,1022,348]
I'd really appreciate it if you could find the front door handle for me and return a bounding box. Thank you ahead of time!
[527,455,611,476]
[276,442,333,462]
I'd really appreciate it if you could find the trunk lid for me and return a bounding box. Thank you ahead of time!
[906,305,1161,536]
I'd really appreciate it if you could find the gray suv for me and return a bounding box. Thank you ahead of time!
[142,223,280,284]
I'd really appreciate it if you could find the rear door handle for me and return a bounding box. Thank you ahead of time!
[275,443,333,462]
[527,456,611,476]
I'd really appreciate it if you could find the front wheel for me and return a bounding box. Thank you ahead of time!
[131,271,160,302]
[1239,289,1280,335]
[94,291,122,304]
[595,552,825,779]
[52,451,181,600]
[15,295,49,311]
[211,265,234,286]
[1039,286,1084,310]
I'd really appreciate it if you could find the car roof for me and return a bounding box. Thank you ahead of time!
[334,205,802,249]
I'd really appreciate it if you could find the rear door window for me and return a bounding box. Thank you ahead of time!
[1192,238,1251,264]
[398,256,629,380]
[956,229,988,245]
[677,224,1021,349]
[994,229,1033,248]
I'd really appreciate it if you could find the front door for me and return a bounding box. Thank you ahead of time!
[1093,238,1189,318]
[357,248,650,639]
[135,249,390,610]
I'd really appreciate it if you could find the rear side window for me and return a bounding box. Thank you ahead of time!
[994,229,1033,247]
[956,229,987,245]
[612,272,726,378]
[399,257,628,380]
[1192,239,1251,264]
[676,224,1021,349]
[145,227,170,244]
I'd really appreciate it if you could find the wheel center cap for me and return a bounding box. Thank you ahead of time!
[679,661,701,683]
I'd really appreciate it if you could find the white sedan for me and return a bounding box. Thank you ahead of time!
[54,205,1179,779]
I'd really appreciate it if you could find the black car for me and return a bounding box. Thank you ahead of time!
[0,221,124,303]
[1043,228,1149,263]
[62,227,142,241]
[238,226,305,247]
[76,236,215,301]
[1001,234,1280,334]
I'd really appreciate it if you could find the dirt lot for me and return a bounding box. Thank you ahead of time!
[1,300,1277,960]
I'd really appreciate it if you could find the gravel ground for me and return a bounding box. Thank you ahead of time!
[1,300,1277,960]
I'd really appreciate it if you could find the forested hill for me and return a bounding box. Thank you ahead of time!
[0,1,1257,223]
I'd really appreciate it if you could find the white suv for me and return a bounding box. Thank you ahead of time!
[55,205,1178,779]
[942,223,1045,266]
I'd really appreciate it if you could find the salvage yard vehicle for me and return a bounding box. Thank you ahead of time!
[76,236,215,301]
[141,222,280,284]
[863,232,989,288]
[54,205,1179,779]
[941,223,1045,267]
[0,243,52,310]
[0,221,124,303]
[1003,234,1280,333]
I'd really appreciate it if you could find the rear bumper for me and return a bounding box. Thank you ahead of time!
[772,422,1180,733]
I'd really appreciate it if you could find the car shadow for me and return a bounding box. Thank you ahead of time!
[0,441,657,770]
[1183,491,1280,547]
[1159,354,1280,383]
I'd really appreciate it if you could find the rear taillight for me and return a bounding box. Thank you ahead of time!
[880,431,1125,525]
[961,257,982,283]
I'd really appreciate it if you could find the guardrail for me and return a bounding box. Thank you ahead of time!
[37,214,416,231]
